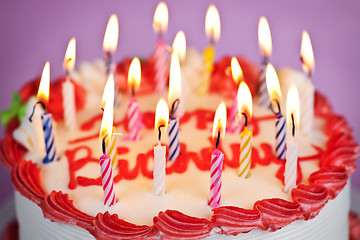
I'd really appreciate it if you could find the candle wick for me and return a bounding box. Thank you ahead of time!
[215,130,221,149]
[262,55,269,65]
[171,98,180,116]
[158,124,165,142]
[29,101,47,122]
[131,85,135,98]
[291,113,295,137]
[270,99,281,115]
[241,112,248,127]
[102,137,107,155]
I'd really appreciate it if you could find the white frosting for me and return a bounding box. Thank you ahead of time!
[13,50,350,239]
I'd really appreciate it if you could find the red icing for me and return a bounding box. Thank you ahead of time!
[0,56,359,238]
[349,212,360,240]
[291,184,329,219]
[91,211,158,240]
[18,76,86,121]
[153,210,212,239]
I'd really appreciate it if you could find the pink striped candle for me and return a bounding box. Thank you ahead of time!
[127,97,143,141]
[210,148,224,208]
[154,40,169,93]
[99,153,116,206]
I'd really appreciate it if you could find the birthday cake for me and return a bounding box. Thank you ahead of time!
[1,5,360,240]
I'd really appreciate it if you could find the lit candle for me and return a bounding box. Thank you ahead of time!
[168,51,181,161]
[284,85,300,193]
[99,95,116,206]
[153,99,169,196]
[172,30,186,63]
[198,4,220,96]
[127,57,143,141]
[103,14,119,106]
[300,31,315,135]
[228,57,243,133]
[153,2,169,93]
[28,62,56,163]
[103,14,119,75]
[62,38,77,130]
[258,16,272,108]
[171,30,186,117]
[210,102,226,209]
[237,82,253,178]
[266,63,286,159]
[101,74,118,167]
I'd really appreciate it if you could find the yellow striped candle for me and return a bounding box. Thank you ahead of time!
[239,127,252,178]
[198,45,215,96]
[198,4,220,96]
[106,127,118,167]
[237,82,253,178]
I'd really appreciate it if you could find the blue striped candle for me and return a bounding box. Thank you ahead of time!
[275,113,286,159]
[168,115,180,161]
[41,113,56,163]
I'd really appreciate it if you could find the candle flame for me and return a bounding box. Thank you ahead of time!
[212,102,227,140]
[168,51,181,108]
[231,57,243,84]
[205,4,221,43]
[286,85,300,130]
[37,61,50,103]
[237,82,252,119]
[258,16,272,57]
[153,2,168,34]
[103,14,119,53]
[172,30,186,62]
[265,63,282,102]
[99,99,114,143]
[128,57,141,91]
[155,99,169,135]
[101,74,115,108]
[64,38,76,72]
[300,30,315,74]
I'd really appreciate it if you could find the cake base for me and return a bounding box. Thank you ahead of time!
[14,183,350,240]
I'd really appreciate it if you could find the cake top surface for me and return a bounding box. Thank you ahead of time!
[1,48,358,239]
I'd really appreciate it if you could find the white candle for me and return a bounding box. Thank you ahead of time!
[284,137,298,193]
[153,99,169,196]
[300,31,315,135]
[63,38,77,130]
[62,79,77,130]
[285,85,300,193]
[153,142,166,196]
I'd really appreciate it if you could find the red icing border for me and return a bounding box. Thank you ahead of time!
[1,60,359,238]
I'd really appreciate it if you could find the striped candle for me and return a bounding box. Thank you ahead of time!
[259,60,270,108]
[106,127,118,167]
[228,94,242,133]
[284,138,298,193]
[153,143,166,196]
[99,154,116,206]
[238,127,252,178]
[198,46,215,96]
[168,116,180,161]
[275,114,286,159]
[41,113,56,163]
[127,97,143,141]
[154,40,169,93]
[209,148,224,209]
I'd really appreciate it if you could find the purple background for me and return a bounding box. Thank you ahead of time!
[0,0,359,205]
